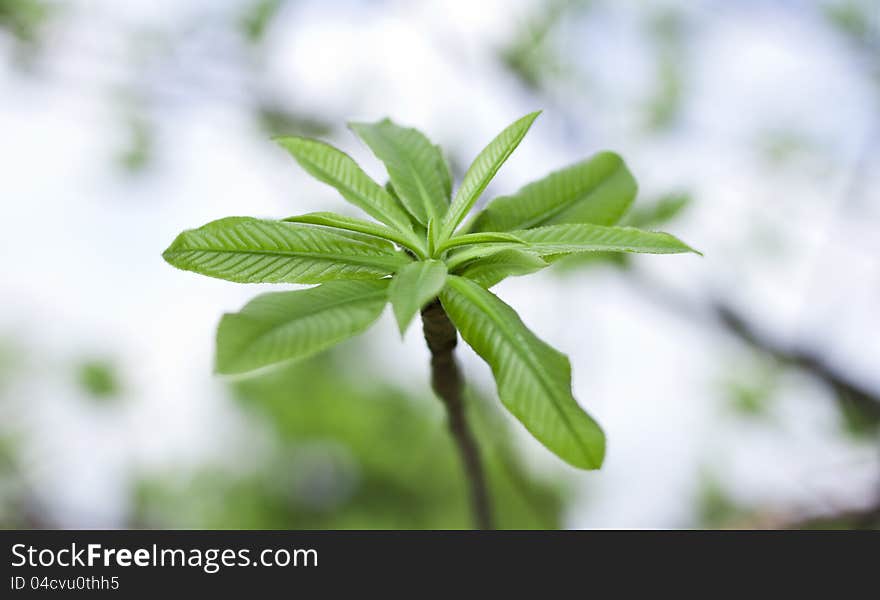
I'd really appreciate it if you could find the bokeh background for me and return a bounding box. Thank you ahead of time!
[1,0,879,529]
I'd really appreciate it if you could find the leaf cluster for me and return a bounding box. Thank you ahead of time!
[163,112,698,468]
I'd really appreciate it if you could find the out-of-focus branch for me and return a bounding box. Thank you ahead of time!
[627,270,880,424]
[627,274,880,529]
[712,302,880,423]
[728,501,880,530]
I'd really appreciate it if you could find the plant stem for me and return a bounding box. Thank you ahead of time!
[421,299,494,530]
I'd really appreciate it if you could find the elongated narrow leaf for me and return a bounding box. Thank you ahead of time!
[426,217,440,257]
[470,152,637,232]
[440,111,541,241]
[445,224,695,271]
[456,249,547,288]
[441,276,604,469]
[283,211,425,255]
[216,280,389,375]
[350,119,450,225]
[163,217,409,284]
[274,136,412,231]
[436,231,525,253]
[388,260,448,334]
[511,223,699,257]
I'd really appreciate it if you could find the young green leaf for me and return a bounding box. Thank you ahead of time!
[456,249,547,288]
[435,231,526,253]
[440,276,605,469]
[216,280,389,375]
[162,217,410,284]
[511,223,700,257]
[350,119,450,225]
[274,136,413,231]
[426,217,439,257]
[445,224,696,270]
[283,211,426,257]
[388,260,448,334]
[469,152,637,232]
[444,242,528,271]
[439,111,541,242]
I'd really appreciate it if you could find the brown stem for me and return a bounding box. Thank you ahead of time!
[421,299,494,530]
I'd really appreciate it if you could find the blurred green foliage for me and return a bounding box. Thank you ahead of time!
[695,473,747,529]
[721,359,780,419]
[0,340,44,529]
[132,348,568,529]
[499,0,589,91]
[823,0,880,83]
[239,0,287,44]
[116,115,155,175]
[643,10,687,132]
[0,0,55,69]
[837,390,880,439]
[256,104,333,138]
[754,128,833,172]
[0,337,23,393]
[0,434,22,527]
[0,0,50,45]
[824,0,876,47]
[75,359,122,401]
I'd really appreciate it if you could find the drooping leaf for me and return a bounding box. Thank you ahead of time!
[216,280,389,375]
[439,111,541,242]
[511,223,699,258]
[162,217,410,284]
[350,119,450,225]
[388,260,448,334]
[456,249,547,288]
[274,136,412,231]
[283,211,426,256]
[440,276,605,469]
[470,152,637,232]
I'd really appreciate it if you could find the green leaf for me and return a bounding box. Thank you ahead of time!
[350,119,450,225]
[216,280,389,375]
[441,276,605,469]
[445,223,696,271]
[439,111,541,242]
[388,260,448,334]
[436,231,525,253]
[444,242,528,271]
[511,223,699,257]
[274,136,412,231]
[162,217,410,284]
[456,249,547,288]
[283,211,426,257]
[470,152,637,232]
[426,217,440,257]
